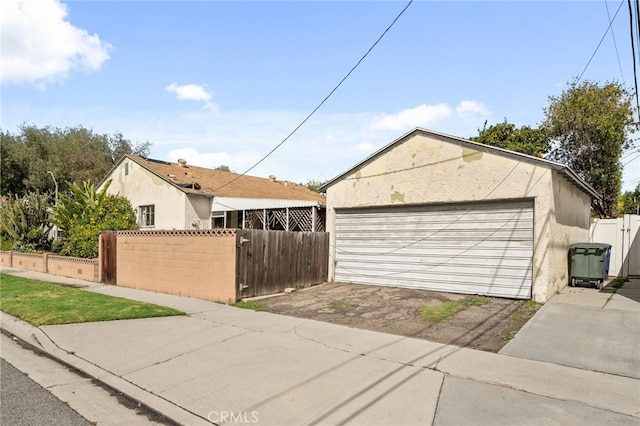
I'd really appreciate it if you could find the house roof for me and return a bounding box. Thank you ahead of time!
[116,155,325,203]
[319,128,601,201]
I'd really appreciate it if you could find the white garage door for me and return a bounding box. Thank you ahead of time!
[334,200,534,299]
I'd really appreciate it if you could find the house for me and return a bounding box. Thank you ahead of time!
[319,128,599,302]
[99,155,326,232]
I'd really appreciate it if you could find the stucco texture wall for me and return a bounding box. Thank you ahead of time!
[325,132,591,302]
[543,172,591,298]
[104,160,191,230]
[115,231,237,303]
[186,195,214,230]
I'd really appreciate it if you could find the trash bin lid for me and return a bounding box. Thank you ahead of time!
[569,242,612,249]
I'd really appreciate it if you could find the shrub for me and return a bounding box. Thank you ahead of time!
[0,192,52,252]
[52,180,138,258]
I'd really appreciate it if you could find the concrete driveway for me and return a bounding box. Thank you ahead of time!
[500,278,640,379]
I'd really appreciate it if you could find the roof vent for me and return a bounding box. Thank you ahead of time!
[269,175,276,182]
[177,159,187,167]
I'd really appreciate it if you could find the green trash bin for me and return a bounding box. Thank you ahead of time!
[569,243,611,290]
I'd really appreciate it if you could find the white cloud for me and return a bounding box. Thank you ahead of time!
[0,103,489,183]
[456,100,491,118]
[166,148,230,169]
[370,104,452,131]
[1,0,112,86]
[165,82,219,111]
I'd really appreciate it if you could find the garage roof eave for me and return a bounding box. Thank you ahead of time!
[319,127,602,202]
[554,165,602,202]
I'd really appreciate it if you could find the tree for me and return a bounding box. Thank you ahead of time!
[0,125,151,196]
[302,178,328,193]
[543,80,636,218]
[620,183,640,214]
[0,192,52,252]
[52,180,138,258]
[0,130,30,196]
[214,165,232,172]
[471,119,550,157]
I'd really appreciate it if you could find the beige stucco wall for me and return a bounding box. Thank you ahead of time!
[46,255,99,282]
[186,195,214,230]
[543,172,591,297]
[11,252,45,273]
[116,231,237,303]
[325,132,591,302]
[103,160,201,230]
[1,252,99,282]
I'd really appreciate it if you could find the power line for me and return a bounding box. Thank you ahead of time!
[623,152,640,165]
[622,147,640,158]
[213,0,414,192]
[577,0,625,82]
[629,0,640,121]
[635,0,640,58]
[606,0,626,82]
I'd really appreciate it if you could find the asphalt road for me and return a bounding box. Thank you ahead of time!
[0,358,90,426]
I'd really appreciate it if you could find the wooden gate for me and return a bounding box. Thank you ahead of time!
[236,229,329,299]
[100,232,117,284]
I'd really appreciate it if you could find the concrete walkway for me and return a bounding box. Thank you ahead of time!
[1,268,639,425]
[501,278,640,379]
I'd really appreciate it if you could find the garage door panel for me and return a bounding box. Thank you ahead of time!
[336,241,532,254]
[336,260,532,278]
[336,256,532,270]
[337,220,533,234]
[334,201,534,299]
[336,233,533,246]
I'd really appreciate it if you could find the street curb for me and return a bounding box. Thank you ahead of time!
[0,312,212,426]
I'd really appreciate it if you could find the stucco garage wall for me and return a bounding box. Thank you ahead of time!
[115,230,237,303]
[325,132,591,302]
[104,159,190,230]
[543,171,591,297]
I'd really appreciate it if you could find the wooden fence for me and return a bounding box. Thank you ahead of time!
[98,229,329,302]
[237,229,329,299]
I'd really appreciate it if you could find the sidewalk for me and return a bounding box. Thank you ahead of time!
[1,268,639,425]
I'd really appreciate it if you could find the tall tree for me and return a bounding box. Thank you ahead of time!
[543,80,636,218]
[0,125,151,197]
[471,119,550,157]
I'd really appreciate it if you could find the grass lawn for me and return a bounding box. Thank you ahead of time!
[0,273,185,326]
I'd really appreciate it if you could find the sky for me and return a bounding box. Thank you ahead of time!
[2,0,640,192]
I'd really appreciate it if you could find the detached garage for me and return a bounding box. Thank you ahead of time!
[321,128,599,302]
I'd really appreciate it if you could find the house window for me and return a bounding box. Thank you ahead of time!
[211,211,226,228]
[125,163,129,176]
[140,205,155,227]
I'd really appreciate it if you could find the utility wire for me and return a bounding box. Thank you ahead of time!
[629,0,640,121]
[213,0,414,192]
[578,0,625,82]
[635,0,640,59]
[622,147,640,158]
[623,152,640,165]
[606,0,626,82]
